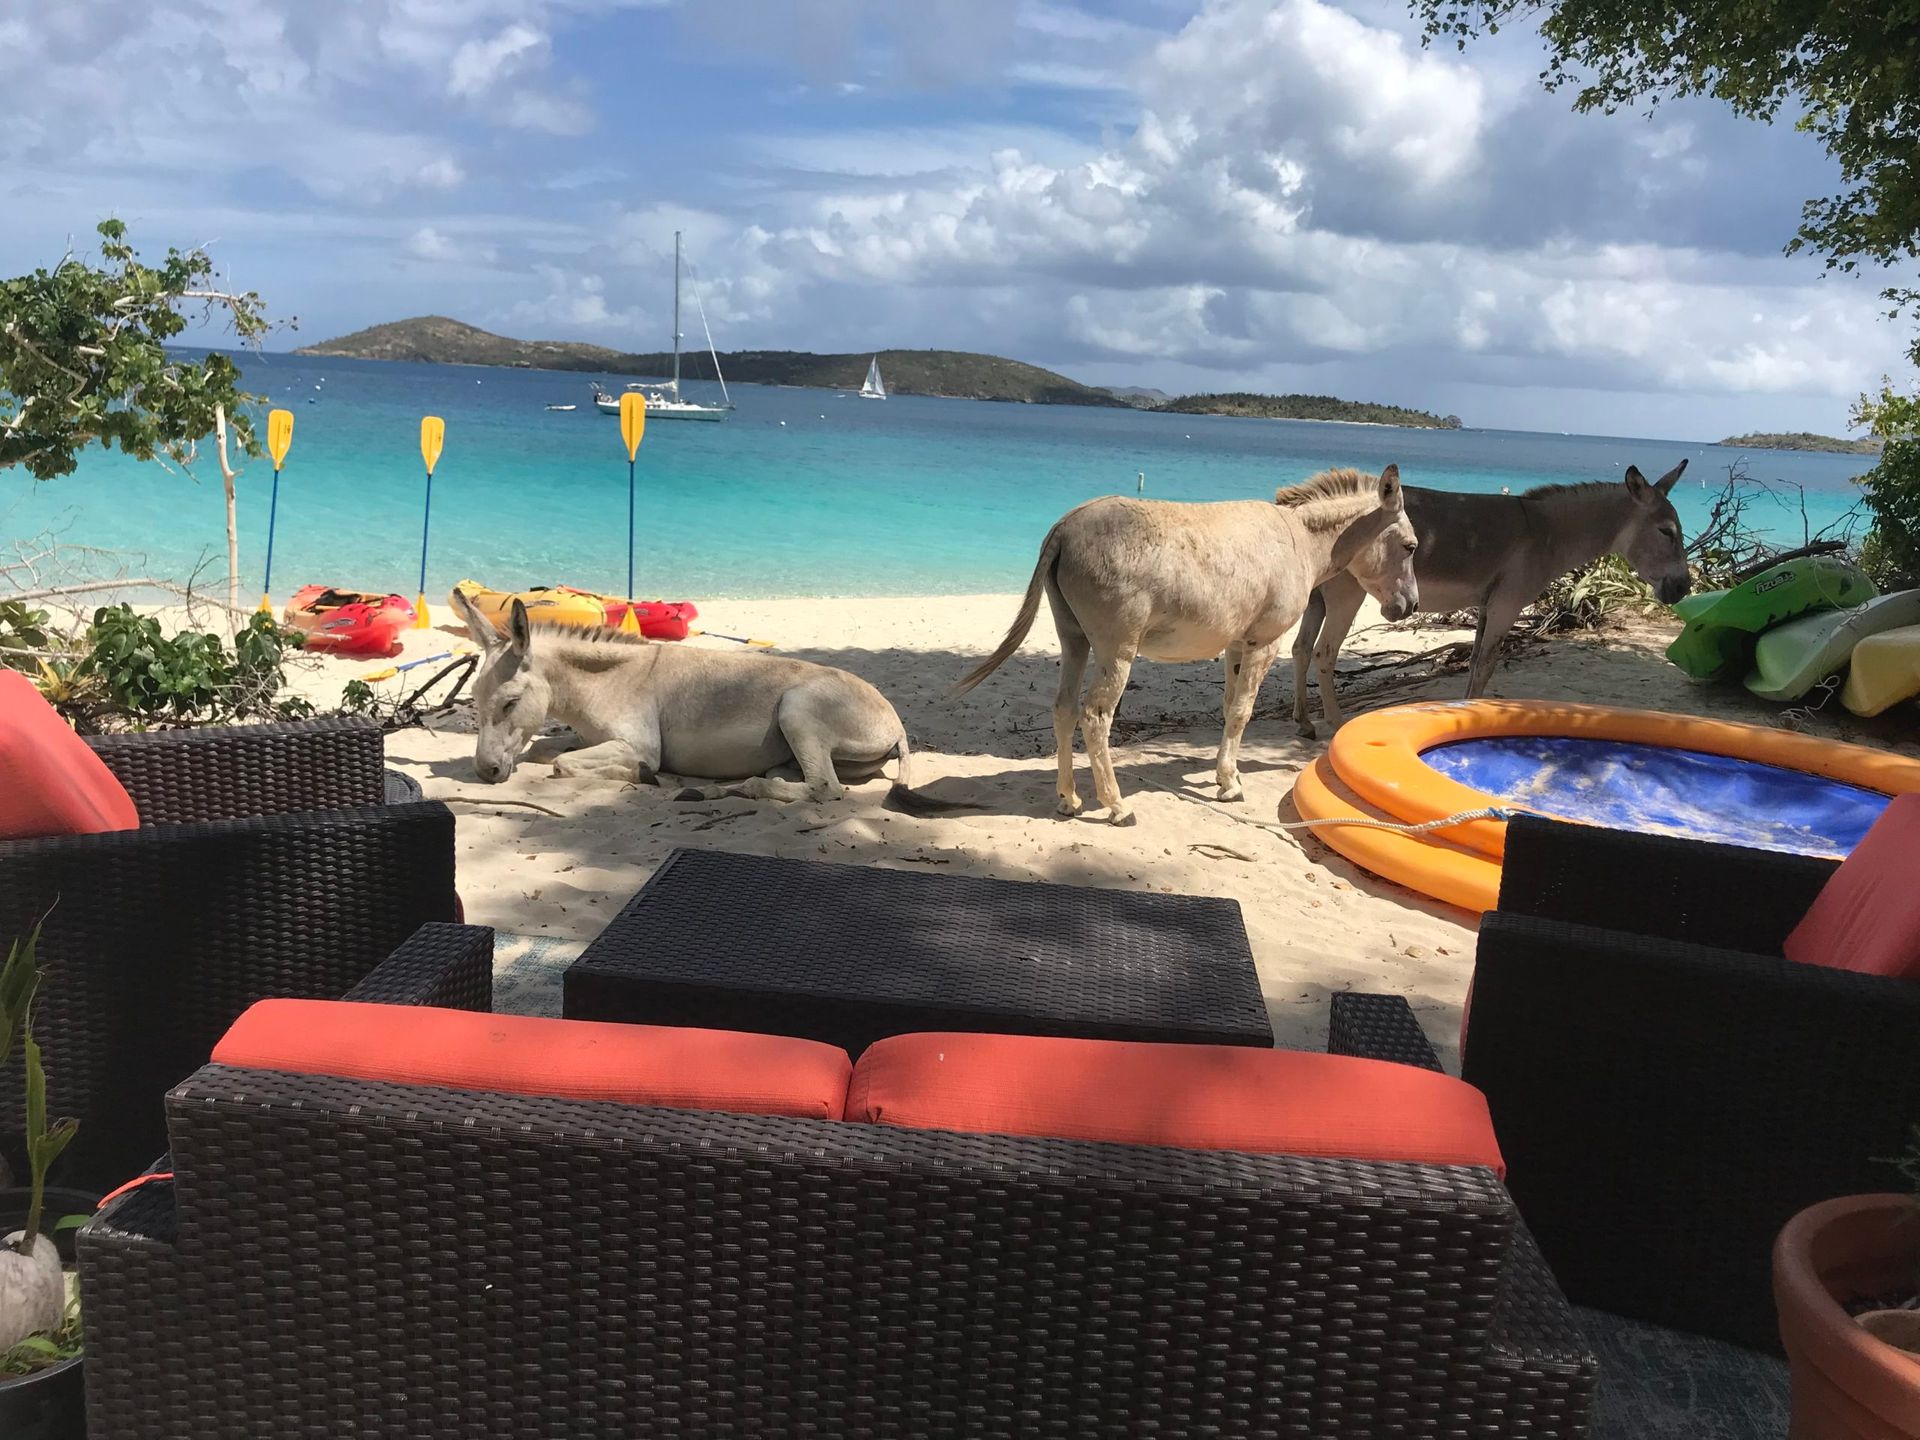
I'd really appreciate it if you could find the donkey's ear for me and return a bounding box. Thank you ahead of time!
[1623,465,1650,501]
[508,598,534,656]
[448,588,503,653]
[1654,458,1687,493]
[1377,463,1403,511]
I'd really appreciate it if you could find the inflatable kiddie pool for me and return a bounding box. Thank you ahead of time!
[1290,700,1920,912]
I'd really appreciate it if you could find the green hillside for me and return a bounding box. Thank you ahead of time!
[299,319,1128,406]
[1717,431,1881,455]
[1156,392,1463,428]
[297,316,625,368]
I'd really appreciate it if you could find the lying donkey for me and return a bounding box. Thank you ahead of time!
[1290,460,1690,735]
[450,591,970,812]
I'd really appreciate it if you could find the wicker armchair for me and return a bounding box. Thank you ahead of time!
[1463,814,1920,1350]
[80,948,1596,1438]
[0,716,455,1188]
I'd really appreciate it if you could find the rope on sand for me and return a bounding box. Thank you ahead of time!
[1134,774,1523,839]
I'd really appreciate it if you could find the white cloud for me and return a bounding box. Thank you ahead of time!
[415,156,466,190]
[0,0,1899,434]
[711,0,1902,411]
[447,22,548,98]
[405,225,498,264]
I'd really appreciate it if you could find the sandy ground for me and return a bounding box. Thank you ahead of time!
[251,592,1918,1066]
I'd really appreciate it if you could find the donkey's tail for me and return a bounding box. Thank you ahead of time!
[950,523,1064,695]
[884,729,984,816]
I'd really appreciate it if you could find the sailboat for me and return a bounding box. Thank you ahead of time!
[604,231,733,422]
[859,355,887,400]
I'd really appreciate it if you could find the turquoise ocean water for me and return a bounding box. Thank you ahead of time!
[0,351,1875,601]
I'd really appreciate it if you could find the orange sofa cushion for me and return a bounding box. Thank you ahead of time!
[214,1000,853,1120]
[848,1032,1505,1175]
[1783,793,1920,981]
[0,670,139,840]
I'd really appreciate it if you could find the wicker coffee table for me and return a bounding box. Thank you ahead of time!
[562,847,1273,1053]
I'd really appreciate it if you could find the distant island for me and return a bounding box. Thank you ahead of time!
[1102,385,1173,406]
[1156,392,1463,429]
[298,318,1461,424]
[1717,431,1882,455]
[299,318,1128,406]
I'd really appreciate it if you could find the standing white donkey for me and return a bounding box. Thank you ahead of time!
[953,466,1419,824]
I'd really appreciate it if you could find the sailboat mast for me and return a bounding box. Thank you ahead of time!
[671,231,682,397]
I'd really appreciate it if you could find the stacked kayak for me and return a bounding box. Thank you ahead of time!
[1840,626,1920,716]
[1666,555,1875,681]
[1745,590,1920,702]
[283,587,415,658]
[450,580,698,641]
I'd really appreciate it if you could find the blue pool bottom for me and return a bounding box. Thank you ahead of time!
[1422,736,1890,856]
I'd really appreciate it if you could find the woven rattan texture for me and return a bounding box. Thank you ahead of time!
[87,716,388,825]
[1469,817,1920,1350]
[0,802,456,1186]
[76,1064,1599,1439]
[82,923,1595,1437]
[343,922,493,1010]
[1328,993,1444,1072]
[565,847,1273,1051]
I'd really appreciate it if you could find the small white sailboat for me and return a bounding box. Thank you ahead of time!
[604,232,733,422]
[859,355,886,400]
[546,403,577,412]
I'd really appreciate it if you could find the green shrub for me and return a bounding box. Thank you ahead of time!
[1851,385,1920,589]
[75,605,306,724]
[0,601,52,672]
[1530,555,1656,633]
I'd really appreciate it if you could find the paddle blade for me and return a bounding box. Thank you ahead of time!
[414,595,431,629]
[267,409,294,468]
[420,415,446,474]
[620,392,646,459]
[618,606,641,635]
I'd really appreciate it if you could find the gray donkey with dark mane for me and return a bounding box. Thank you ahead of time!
[1290,460,1691,736]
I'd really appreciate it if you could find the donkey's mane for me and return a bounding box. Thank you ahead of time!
[1521,480,1626,501]
[1273,467,1379,508]
[530,623,650,648]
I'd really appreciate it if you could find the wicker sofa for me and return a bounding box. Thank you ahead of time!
[1463,813,1920,1351]
[0,716,455,1187]
[81,932,1596,1438]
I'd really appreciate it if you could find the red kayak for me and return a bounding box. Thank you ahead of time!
[601,597,699,642]
[283,587,415,658]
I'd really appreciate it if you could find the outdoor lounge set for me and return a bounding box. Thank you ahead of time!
[1,686,1916,1436]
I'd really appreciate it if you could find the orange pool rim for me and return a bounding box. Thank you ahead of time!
[1289,699,1920,913]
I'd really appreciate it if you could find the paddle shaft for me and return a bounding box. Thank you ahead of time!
[626,457,636,601]
[262,465,283,596]
[419,466,435,595]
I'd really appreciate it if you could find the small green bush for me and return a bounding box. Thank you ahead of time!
[1851,385,1920,589]
[73,606,306,724]
[1530,555,1656,633]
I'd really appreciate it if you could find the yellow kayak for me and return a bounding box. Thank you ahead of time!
[1842,622,1920,717]
[448,580,698,641]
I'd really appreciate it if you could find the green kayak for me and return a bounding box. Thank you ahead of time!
[1744,588,1920,701]
[1666,555,1877,681]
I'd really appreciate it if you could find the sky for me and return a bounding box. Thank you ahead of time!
[0,0,1909,438]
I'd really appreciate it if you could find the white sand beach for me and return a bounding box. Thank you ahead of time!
[262,594,1918,1066]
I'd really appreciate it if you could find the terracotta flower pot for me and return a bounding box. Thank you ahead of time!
[1775,1193,1920,1440]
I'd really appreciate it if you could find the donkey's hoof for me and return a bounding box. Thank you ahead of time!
[1056,793,1083,817]
[671,787,708,802]
[1105,805,1136,827]
[1217,781,1246,803]
[1295,720,1318,740]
